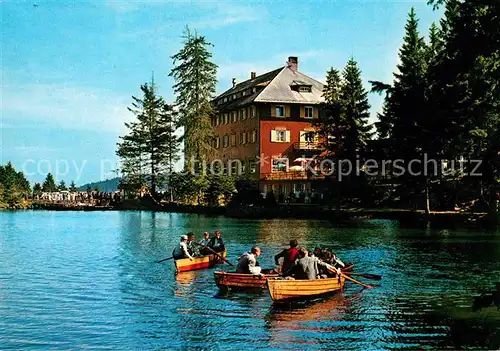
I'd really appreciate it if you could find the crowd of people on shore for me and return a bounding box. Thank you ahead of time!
[34,191,121,206]
[172,234,344,280]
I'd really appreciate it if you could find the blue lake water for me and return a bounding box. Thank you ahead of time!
[1,211,499,350]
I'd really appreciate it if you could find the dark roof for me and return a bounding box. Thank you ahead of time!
[217,67,283,99]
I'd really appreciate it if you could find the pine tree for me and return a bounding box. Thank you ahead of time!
[169,27,217,170]
[316,68,343,150]
[58,180,67,191]
[117,78,180,196]
[69,181,77,192]
[163,103,181,201]
[340,58,373,157]
[42,173,58,192]
[0,162,31,208]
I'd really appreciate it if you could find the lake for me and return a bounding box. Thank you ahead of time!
[1,211,499,350]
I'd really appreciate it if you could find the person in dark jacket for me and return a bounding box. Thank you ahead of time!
[274,239,299,276]
[209,231,225,253]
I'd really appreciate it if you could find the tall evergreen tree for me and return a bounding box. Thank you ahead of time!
[117,78,180,196]
[33,183,42,195]
[69,181,77,192]
[42,173,58,192]
[340,58,373,157]
[163,103,181,201]
[169,27,217,170]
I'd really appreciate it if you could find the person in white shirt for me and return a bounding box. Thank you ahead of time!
[172,235,193,260]
[236,246,262,275]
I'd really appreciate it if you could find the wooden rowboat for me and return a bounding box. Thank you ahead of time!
[174,250,227,273]
[267,275,345,302]
[214,269,279,291]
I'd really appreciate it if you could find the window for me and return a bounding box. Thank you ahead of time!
[299,86,312,93]
[304,106,314,118]
[252,87,256,93]
[251,105,256,118]
[251,130,257,143]
[216,116,220,126]
[230,134,236,147]
[276,105,285,117]
[240,109,246,120]
[230,160,240,175]
[223,114,228,124]
[272,158,289,173]
[231,111,237,123]
[232,94,236,100]
[215,137,220,148]
[249,160,257,173]
[223,135,229,148]
[271,130,290,143]
[242,90,247,96]
[223,97,227,103]
[240,132,244,144]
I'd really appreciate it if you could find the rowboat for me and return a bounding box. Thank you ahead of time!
[214,269,279,291]
[267,275,345,302]
[174,250,227,273]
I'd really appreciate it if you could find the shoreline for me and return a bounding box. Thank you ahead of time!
[6,199,498,229]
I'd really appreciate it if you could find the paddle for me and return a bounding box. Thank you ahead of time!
[344,272,382,281]
[320,260,374,289]
[156,256,174,263]
[193,242,234,266]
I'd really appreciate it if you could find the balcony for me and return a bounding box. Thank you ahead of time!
[260,170,325,181]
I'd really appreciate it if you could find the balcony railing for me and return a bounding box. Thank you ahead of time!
[260,171,325,181]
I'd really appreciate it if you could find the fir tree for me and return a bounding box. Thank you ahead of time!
[42,173,58,192]
[69,181,77,192]
[33,183,42,195]
[169,27,217,169]
[117,78,180,196]
[58,180,67,191]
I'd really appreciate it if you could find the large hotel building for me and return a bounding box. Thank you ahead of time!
[210,56,326,199]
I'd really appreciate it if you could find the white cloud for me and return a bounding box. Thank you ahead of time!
[1,83,134,133]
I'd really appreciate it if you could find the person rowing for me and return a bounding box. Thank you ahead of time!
[172,235,193,261]
[209,230,225,253]
[198,232,211,255]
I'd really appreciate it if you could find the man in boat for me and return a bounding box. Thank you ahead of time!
[186,232,198,256]
[274,239,299,276]
[198,232,211,255]
[172,235,194,261]
[208,231,225,253]
[236,246,262,275]
[293,247,330,280]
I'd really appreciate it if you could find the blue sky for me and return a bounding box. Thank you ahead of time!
[1,0,443,186]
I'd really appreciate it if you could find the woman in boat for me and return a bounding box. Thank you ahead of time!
[208,231,225,253]
[236,246,262,275]
[274,239,299,276]
[172,235,194,261]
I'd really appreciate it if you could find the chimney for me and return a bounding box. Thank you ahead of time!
[287,56,298,72]
[250,72,256,79]
[232,78,236,87]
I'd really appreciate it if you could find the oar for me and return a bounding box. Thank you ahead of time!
[321,260,374,289]
[344,272,382,281]
[193,242,234,266]
[156,256,174,263]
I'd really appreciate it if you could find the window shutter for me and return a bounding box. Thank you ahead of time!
[271,130,277,142]
[285,131,291,142]
[300,106,305,118]
[271,105,276,117]
[285,105,290,118]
